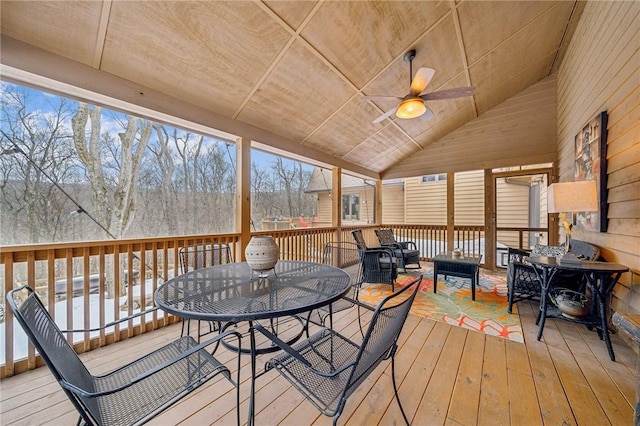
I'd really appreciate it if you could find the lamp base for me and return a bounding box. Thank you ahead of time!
[557,252,582,265]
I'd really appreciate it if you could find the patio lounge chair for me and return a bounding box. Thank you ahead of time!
[351,229,398,291]
[254,275,422,425]
[7,285,241,426]
[374,228,421,272]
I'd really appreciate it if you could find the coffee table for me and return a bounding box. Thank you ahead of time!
[433,251,482,300]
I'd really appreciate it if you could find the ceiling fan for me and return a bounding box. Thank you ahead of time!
[364,49,476,124]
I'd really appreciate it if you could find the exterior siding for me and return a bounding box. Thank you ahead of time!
[381,185,404,224]
[557,1,640,315]
[454,170,484,226]
[496,177,531,249]
[404,177,447,225]
[317,192,332,225]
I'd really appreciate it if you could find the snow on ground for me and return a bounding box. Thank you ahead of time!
[2,283,158,364]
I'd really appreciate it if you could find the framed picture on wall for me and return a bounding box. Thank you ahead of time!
[574,110,608,232]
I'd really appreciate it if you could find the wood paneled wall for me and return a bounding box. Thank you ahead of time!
[383,75,558,179]
[557,1,640,314]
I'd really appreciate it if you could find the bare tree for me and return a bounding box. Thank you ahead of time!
[142,124,179,233]
[0,86,79,244]
[71,103,151,239]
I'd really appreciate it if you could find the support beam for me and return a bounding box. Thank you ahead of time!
[332,167,342,241]
[484,169,495,269]
[236,137,251,260]
[375,179,382,226]
[447,172,455,251]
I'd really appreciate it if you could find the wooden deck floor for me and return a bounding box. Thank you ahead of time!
[1,299,637,425]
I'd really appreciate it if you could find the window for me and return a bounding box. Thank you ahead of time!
[342,194,360,220]
[421,173,446,184]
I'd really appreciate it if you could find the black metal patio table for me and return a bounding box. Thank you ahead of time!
[154,260,352,425]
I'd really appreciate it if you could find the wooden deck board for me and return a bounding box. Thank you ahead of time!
[446,330,484,426]
[1,299,637,426]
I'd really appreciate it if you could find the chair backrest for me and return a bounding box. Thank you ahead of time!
[323,241,362,286]
[375,228,396,246]
[322,241,360,269]
[344,275,421,398]
[351,230,368,251]
[7,286,100,424]
[569,239,600,260]
[179,243,232,274]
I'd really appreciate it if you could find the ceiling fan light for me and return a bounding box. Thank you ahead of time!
[396,98,426,119]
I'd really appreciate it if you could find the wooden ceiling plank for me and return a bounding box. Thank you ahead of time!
[92,0,112,69]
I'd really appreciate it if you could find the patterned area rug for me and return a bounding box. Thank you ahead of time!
[358,265,524,342]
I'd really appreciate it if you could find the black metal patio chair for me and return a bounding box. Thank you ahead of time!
[179,243,233,341]
[7,285,241,426]
[305,241,372,337]
[351,229,398,291]
[374,228,421,272]
[254,275,421,425]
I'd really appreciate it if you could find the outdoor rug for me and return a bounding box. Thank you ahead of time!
[357,265,524,342]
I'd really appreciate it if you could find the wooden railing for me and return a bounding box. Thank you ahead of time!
[0,224,484,377]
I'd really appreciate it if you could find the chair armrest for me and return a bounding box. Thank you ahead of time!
[379,241,404,252]
[363,247,396,258]
[340,295,376,311]
[60,329,242,398]
[508,247,531,263]
[402,241,418,250]
[253,324,356,378]
[60,307,160,333]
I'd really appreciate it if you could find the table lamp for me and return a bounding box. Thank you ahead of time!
[547,180,598,265]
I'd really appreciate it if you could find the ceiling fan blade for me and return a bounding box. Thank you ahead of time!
[363,95,403,102]
[372,107,398,124]
[409,68,435,95]
[420,107,435,122]
[421,86,476,101]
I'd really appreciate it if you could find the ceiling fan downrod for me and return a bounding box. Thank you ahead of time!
[404,49,417,85]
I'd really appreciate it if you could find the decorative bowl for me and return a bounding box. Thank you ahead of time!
[551,289,589,319]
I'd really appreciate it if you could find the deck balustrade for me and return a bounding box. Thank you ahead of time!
[1,224,486,377]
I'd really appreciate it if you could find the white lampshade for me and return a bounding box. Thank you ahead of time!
[547,180,598,213]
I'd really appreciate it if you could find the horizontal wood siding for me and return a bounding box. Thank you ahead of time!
[404,177,447,225]
[317,193,332,224]
[496,178,531,249]
[381,185,404,224]
[557,1,640,315]
[454,170,484,226]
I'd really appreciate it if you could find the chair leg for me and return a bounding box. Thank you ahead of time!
[391,356,410,426]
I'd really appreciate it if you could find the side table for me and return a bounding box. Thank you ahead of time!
[433,251,482,300]
[528,256,628,361]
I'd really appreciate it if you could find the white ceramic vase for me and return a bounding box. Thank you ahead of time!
[245,235,279,273]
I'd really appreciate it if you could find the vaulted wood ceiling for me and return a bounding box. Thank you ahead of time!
[0,1,583,179]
